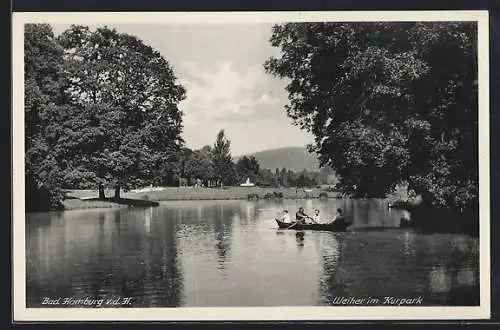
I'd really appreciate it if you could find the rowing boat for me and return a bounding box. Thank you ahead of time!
[275,219,350,232]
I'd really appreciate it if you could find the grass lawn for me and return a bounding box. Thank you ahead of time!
[62,198,129,210]
[62,195,159,210]
[61,186,410,211]
[63,186,340,210]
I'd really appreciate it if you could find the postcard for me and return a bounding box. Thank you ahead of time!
[12,10,490,321]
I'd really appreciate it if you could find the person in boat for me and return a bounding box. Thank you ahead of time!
[311,209,321,224]
[296,207,311,224]
[280,209,292,223]
[331,208,344,224]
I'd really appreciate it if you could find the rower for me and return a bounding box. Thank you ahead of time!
[295,207,310,224]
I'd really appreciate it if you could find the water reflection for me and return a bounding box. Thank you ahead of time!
[144,207,152,233]
[197,204,203,221]
[456,269,476,286]
[26,207,183,307]
[214,204,234,269]
[318,230,479,306]
[26,199,479,307]
[403,231,414,257]
[295,231,305,250]
[238,201,258,225]
[429,266,453,293]
[344,199,404,228]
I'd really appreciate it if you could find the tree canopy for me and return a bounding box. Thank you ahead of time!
[265,22,478,210]
[184,146,216,186]
[57,25,186,198]
[24,24,186,209]
[235,156,260,183]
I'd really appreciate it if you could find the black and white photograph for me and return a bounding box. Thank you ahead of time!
[12,11,490,321]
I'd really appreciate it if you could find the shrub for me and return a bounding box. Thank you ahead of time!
[318,192,328,199]
[247,193,259,200]
[273,191,284,199]
[25,175,64,212]
[263,192,274,200]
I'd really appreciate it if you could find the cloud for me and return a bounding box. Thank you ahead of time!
[177,61,312,155]
[178,61,287,124]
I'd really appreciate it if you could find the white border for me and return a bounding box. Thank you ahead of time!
[12,11,490,321]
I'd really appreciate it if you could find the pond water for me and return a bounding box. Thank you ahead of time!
[26,199,479,307]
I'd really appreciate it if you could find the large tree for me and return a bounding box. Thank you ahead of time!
[58,25,186,198]
[265,22,478,214]
[211,130,236,187]
[24,24,74,211]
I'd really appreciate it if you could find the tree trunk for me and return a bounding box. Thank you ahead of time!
[98,184,106,199]
[114,185,121,199]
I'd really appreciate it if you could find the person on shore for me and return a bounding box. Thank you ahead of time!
[280,209,291,223]
[296,207,310,224]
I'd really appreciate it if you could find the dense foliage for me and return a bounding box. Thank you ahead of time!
[235,156,260,183]
[58,25,186,198]
[25,24,186,209]
[25,24,69,211]
[183,146,216,186]
[265,22,478,211]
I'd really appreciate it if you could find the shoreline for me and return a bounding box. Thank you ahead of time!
[62,197,160,211]
[30,187,477,237]
[60,197,324,211]
[59,186,348,211]
[36,185,411,212]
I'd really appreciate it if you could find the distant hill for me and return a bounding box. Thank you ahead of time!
[234,146,321,172]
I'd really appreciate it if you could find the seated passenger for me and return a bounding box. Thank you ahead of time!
[312,209,321,224]
[280,209,291,223]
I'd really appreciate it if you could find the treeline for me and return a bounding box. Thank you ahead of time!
[168,130,338,189]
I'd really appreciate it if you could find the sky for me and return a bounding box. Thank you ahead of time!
[51,23,314,156]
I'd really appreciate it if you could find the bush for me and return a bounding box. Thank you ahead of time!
[273,191,284,199]
[318,192,328,199]
[247,193,259,200]
[25,174,65,212]
[263,193,274,200]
